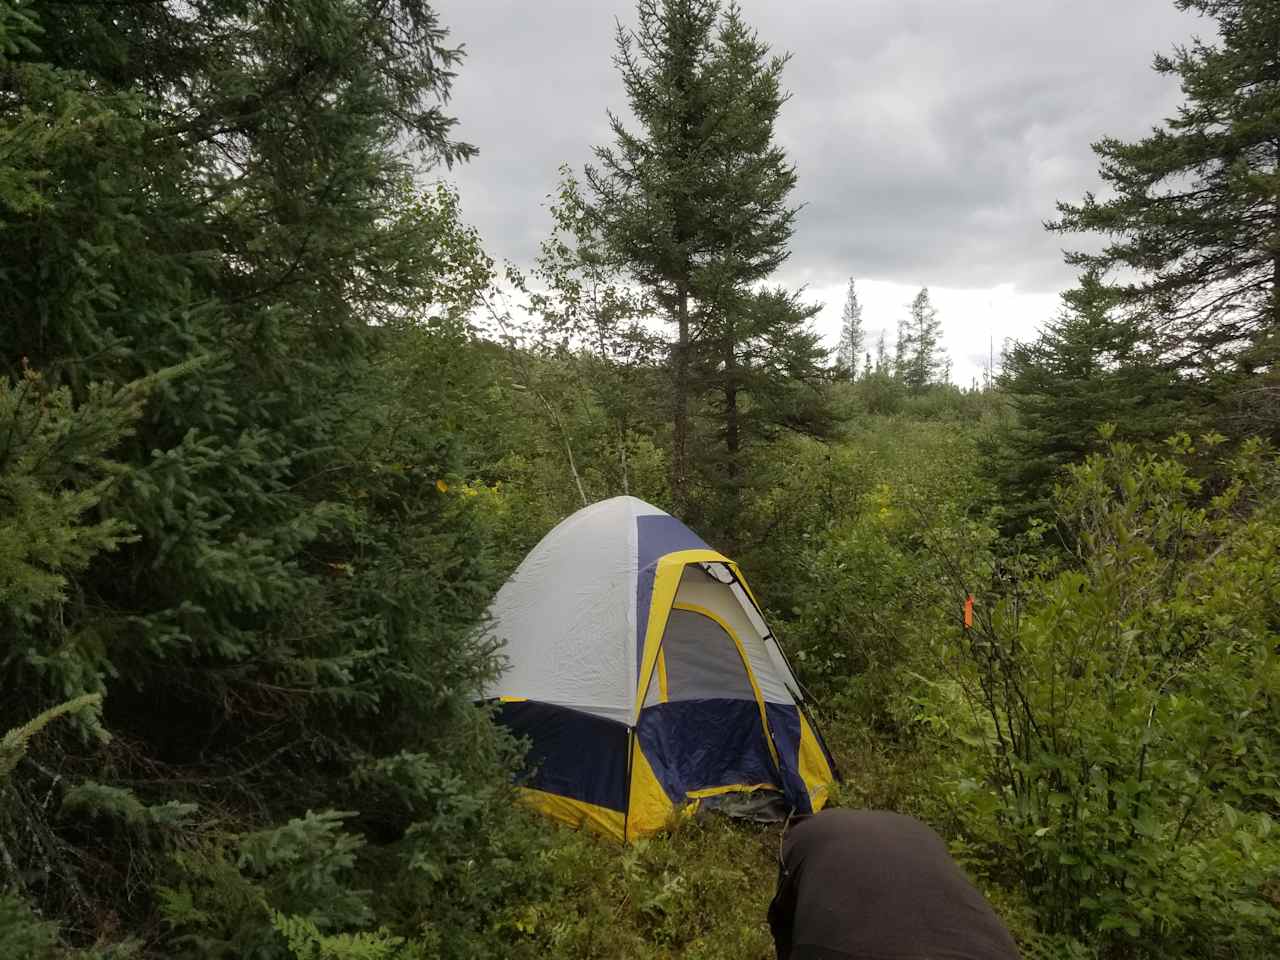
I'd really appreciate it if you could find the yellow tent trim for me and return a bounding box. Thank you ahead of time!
[686,781,777,800]
[797,712,834,811]
[656,649,668,702]
[498,696,528,703]
[633,548,728,721]
[671,601,780,768]
[626,740,678,840]
[517,787,625,841]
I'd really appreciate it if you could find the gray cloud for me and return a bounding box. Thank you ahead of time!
[432,0,1207,296]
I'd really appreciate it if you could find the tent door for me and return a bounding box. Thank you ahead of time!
[670,603,780,768]
[636,603,783,803]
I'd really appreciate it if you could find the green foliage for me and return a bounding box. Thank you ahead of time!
[753,407,1280,958]
[0,1,520,955]
[764,415,995,729]
[483,815,778,960]
[157,811,381,959]
[0,697,115,955]
[697,285,836,545]
[0,695,105,780]
[482,168,668,533]
[921,439,1280,956]
[0,888,62,960]
[1,369,141,626]
[272,912,422,960]
[587,0,798,307]
[0,855,143,959]
[4,0,1279,956]
[586,0,816,513]
[1051,0,1280,428]
[836,279,865,378]
[897,288,948,392]
[846,364,908,416]
[987,274,1203,528]
[61,783,198,838]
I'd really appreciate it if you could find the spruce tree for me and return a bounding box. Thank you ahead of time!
[0,2,516,949]
[1008,0,1280,483]
[704,285,832,543]
[894,318,909,380]
[987,273,1197,527]
[899,288,947,392]
[1051,0,1280,395]
[837,278,865,378]
[586,0,801,515]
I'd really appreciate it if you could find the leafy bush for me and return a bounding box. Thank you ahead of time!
[768,416,995,731]
[922,437,1280,957]
[157,811,378,959]
[0,3,525,955]
[0,889,64,960]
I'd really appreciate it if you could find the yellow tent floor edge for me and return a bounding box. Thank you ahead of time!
[516,786,626,841]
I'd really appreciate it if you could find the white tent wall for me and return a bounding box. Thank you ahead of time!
[484,498,653,724]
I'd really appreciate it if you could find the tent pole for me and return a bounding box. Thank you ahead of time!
[623,726,634,841]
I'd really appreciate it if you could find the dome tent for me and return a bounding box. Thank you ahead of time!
[485,496,836,841]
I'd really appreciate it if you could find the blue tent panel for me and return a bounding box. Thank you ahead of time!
[636,699,782,803]
[497,700,630,812]
[765,702,814,814]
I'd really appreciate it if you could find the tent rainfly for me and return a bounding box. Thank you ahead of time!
[484,496,837,841]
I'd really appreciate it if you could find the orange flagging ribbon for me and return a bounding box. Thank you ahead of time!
[963,594,974,629]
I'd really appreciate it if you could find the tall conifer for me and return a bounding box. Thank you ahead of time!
[0,2,512,946]
[837,278,865,378]
[587,0,803,514]
[1052,0,1280,385]
[988,274,1201,528]
[899,288,947,392]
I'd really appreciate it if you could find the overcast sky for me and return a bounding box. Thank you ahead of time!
[432,0,1210,384]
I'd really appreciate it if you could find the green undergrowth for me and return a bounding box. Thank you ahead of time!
[491,812,780,960]
[495,713,1045,960]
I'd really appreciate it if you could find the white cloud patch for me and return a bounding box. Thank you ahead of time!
[799,277,1061,387]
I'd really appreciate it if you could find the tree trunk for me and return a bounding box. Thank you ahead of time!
[721,316,741,552]
[1272,151,1280,336]
[671,288,690,512]
[724,340,740,474]
[724,382,740,467]
[1273,217,1280,334]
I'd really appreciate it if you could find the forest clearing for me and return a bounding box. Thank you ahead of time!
[2,0,1278,958]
